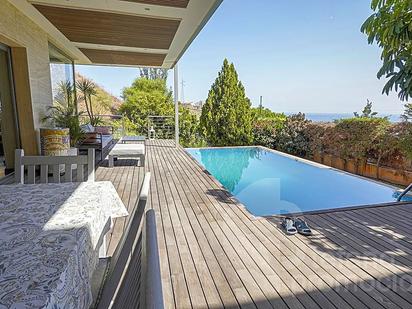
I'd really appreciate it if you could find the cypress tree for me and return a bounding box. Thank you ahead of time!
[200,59,253,146]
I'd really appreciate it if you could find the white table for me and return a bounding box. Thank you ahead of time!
[108,143,145,167]
[0,181,128,309]
[120,135,146,144]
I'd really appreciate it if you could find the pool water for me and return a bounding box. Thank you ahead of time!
[186,147,400,216]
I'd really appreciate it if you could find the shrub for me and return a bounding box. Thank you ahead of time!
[305,122,337,157]
[332,117,390,171]
[249,110,412,173]
[179,106,206,148]
[252,116,285,148]
[395,122,412,165]
[276,113,311,157]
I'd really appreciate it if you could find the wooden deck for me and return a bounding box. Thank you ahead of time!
[96,139,412,309]
[4,140,412,308]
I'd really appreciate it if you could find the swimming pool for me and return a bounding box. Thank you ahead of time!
[186,147,400,216]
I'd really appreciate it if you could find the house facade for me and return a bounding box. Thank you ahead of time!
[0,0,222,178]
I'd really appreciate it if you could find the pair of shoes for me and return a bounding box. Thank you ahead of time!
[281,217,312,236]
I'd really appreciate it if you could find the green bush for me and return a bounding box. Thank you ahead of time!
[249,112,412,172]
[179,106,206,148]
[275,113,312,157]
[333,117,390,167]
[252,115,285,148]
[305,122,337,157]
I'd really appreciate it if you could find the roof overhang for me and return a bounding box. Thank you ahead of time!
[10,0,222,68]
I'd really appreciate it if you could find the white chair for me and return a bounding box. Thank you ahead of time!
[14,148,95,184]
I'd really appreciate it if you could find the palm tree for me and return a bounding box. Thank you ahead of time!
[76,77,102,125]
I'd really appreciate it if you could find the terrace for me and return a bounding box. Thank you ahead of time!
[31,140,412,308]
[2,0,412,308]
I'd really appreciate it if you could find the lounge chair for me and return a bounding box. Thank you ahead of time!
[79,124,115,160]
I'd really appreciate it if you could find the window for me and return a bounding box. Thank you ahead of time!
[0,43,19,178]
[49,43,76,103]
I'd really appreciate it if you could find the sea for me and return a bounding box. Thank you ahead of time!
[286,113,402,123]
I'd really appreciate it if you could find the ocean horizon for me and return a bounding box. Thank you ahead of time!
[284,112,402,123]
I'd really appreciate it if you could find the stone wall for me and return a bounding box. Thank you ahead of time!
[0,0,52,131]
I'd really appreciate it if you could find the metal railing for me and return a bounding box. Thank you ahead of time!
[147,115,174,140]
[80,114,176,142]
[397,183,412,202]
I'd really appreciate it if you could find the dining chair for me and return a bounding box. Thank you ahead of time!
[14,148,95,184]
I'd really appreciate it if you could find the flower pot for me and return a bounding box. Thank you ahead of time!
[40,128,70,174]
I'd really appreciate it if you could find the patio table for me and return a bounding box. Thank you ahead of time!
[120,135,146,144]
[0,181,128,309]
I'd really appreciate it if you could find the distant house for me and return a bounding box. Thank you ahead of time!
[182,101,204,117]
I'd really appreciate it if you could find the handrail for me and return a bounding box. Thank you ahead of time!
[147,115,174,140]
[145,209,164,309]
[397,183,412,202]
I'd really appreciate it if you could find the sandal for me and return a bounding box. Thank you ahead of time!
[294,218,312,236]
[281,217,297,235]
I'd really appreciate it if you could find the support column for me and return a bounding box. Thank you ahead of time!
[174,64,179,147]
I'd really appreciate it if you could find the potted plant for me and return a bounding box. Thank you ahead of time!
[42,81,85,160]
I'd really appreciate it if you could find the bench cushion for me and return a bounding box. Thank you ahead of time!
[109,144,145,156]
[82,133,100,144]
[81,124,95,133]
[95,126,112,135]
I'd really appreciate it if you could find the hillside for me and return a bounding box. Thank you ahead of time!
[76,73,123,115]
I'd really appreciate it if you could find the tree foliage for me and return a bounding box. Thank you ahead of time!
[401,103,412,121]
[200,59,253,146]
[76,77,103,126]
[139,68,168,80]
[119,77,202,146]
[353,100,379,118]
[361,0,412,100]
[120,78,174,134]
[179,106,206,147]
[251,107,285,121]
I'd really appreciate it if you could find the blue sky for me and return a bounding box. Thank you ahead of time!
[76,0,405,115]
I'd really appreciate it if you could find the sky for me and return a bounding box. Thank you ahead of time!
[76,0,405,115]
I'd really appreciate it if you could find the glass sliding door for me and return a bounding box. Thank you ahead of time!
[0,43,19,178]
[49,43,76,105]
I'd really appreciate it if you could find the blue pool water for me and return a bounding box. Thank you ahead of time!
[186,147,399,216]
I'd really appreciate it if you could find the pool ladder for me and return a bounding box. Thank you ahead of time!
[397,183,412,202]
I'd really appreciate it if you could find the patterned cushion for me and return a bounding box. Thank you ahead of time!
[80,124,95,133]
[82,133,100,144]
[94,126,111,135]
